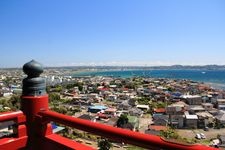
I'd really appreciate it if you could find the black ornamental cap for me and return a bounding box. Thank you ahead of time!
[22,60,46,96]
[23,60,43,77]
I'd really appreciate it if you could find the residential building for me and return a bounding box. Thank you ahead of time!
[202,103,213,111]
[196,111,214,128]
[88,105,108,113]
[181,95,202,105]
[145,125,168,136]
[184,113,198,129]
[217,99,225,110]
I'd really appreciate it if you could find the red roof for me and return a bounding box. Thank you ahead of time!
[99,88,110,91]
[154,108,166,113]
[97,113,108,119]
[122,88,129,91]
[148,125,167,131]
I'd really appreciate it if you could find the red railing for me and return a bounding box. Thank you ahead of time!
[39,110,218,150]
[0,111,27,150]
[0,111,25,122]
[0,109,220,150]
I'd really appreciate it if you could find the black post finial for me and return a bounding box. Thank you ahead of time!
[23,60,44,77]
[22,60,46,96]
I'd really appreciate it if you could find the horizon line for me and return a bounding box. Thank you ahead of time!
[1,64,225,69]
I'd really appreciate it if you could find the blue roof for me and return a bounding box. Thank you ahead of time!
[51,123,57,129]
[172,92,182,97]
[153,113,163,117]
[88,105,108,110]
[51,123,65,133]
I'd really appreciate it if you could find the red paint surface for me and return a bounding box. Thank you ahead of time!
[21,95,49,122]
[40,110,218,150]
[0,136,28,150]
[0,111,25,122]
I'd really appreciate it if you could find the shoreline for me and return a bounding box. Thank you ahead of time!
[71,70,225,91]
[205,82,225,90]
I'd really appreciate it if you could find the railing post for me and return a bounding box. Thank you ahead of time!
[21,60,51,149]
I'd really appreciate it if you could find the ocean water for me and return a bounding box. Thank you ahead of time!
[73,70,225,89]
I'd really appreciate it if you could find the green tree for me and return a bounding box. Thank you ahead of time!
[54,85,63,92]
[214,119,221,129]
[116,114,128,128]
[65,82,83,91]
[137,97,150,105]
[160,128,179,139]
[49,93,60,103]
[98,138,112,150]
[52,106,67,114]
[10,95,20,110]
[157,101,167,108]
[125,82,135,89]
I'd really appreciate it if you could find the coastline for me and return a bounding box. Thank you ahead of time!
[205,82,225,90]
[71,69,225,90]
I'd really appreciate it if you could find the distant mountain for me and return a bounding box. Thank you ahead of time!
[2,64,225,70]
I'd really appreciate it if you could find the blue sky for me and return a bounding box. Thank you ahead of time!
[0,0,225,67]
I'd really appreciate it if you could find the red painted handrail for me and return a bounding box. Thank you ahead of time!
[0,111,28,149]
[0,111,25,123]
[39,110,218,150]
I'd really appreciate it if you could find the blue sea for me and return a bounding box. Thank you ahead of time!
[73,70,225,89]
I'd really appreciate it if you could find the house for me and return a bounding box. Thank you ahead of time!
[128,98,137,106]
[152,115,169,126]
[71,95,92,106]
[208,92,221,104]
[128,108,143,117]
[189,105,205,114]
[185,113,198,129]
[145,125,168,136]
[202,103,213,111]
[107,94,117,101]
[88,105,108,113]
[169,115,184,128]
[181,95,202,105]
[136,105,149,112]
[196,111,214,128]
[166,101,189,115]
[117,93,130,100]
[217,99,225,110]
[104,108,117,116]
[88,93,102,102]
[219,135,225,147]
[78,114,96,121]
[137,88,144,96]
[153,108,166,114]
[166,101,188,128]
[215,110,225,125]
[154,118,169,126]
[117,100,131,110]
[202,95,213,103]
[97,113,109,119]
